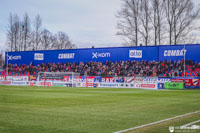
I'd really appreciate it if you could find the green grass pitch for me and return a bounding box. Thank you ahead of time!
[0,86,200,133]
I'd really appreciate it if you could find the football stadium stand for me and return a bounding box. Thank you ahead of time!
[1,60,200,77]
[2,44,200,77]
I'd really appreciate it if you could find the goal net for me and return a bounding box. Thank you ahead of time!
[37,72,80,87]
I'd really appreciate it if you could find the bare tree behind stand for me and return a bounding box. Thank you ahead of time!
[23,13,31,51]
[56,32,76,49]
[7,13,14,51]
[117,0,200,46]
[13,14,20,51]
[41,29,52,50]
[138,0,151,46]
[6,13,77,51]
[117,0,141,46]
[33,14,42,50]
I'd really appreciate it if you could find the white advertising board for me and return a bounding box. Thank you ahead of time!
[135,83,157,90]
[6,76,29,81]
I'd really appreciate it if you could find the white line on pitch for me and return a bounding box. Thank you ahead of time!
[113,110,200,133]
[182,119,200,127]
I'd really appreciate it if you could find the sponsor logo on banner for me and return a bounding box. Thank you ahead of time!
[158,78,171,83]
[165,82,184,90]
[185,78,200,88]
[80,83,99,87]
[99,83,119,88]
[64,76,83,82]
[65,83,74,87]
[101,77,116,83]
[11,81,29,86]
[0,76,6,81]
[6,76,29,81]
[125,77,159,84]
[64,76,71,82]
[158,83,164,89]
[92,52,111,59]
[30,82,37,86]
[193,79,199,86]
[136,83,157,89]
[101,77,124,83]
[0,81,11,85]
[129,50,142,58]
[52,82,75,87]
[85,76,100,82]
[125,77,135,83]
[53,82,66,86]
[119,83,135,88]
[34,53,44,60]
[58,53,75,59]
[142,77,158,83]
[64,76,101,83]
[170,78,200,88]
[40,73,65,81]
[164,48,187,57]
[134,77,143,83]
[171,78,184,83]
[168,83,178,87]
[29,76,37,81]
[8,55,21,60]
[37,82,52,86]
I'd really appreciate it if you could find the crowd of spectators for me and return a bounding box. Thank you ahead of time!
[3,60,200,77]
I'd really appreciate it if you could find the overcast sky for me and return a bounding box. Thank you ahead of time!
[0,0,200,50]
[0,0,124,50]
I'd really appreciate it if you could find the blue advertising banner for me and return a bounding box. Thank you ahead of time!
[6,49,78,65]
[158,83,165,89]
[5,44,200,65]
[159,44,200,62]
[78,46,158,63]
[158,77,171,83]
[6,46,159,65]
